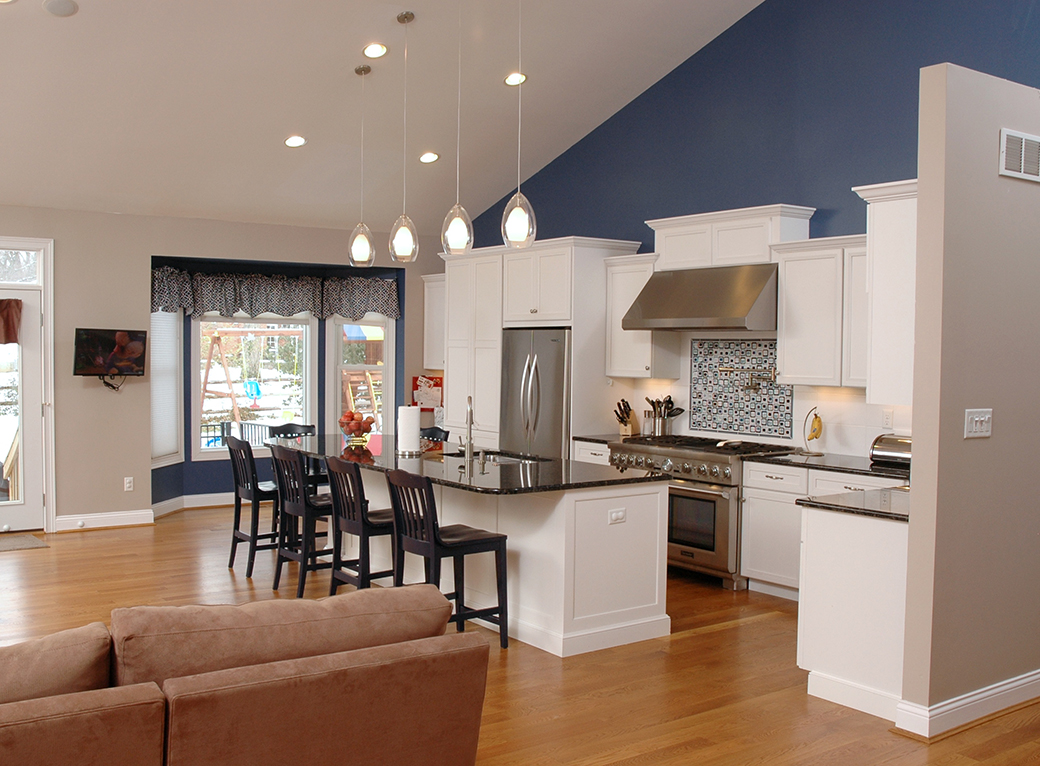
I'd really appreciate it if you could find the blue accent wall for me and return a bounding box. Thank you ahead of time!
[474,0,1040,249]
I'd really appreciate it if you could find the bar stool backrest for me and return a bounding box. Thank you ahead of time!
[269,422,316,439]
[227,435,262,500]
[325,456,367,533]
[386,469,440,556]
[270,444,310,517]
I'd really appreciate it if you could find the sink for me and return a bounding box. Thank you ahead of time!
[441,450,546,466]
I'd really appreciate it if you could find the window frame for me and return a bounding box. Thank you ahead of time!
[190,311,318,462]
[324,312,396,437]
[150,310,184,468]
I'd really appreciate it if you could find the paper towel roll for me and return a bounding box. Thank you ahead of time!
[397,405,421,454]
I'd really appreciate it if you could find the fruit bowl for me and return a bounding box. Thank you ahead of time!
[338,409,377,441]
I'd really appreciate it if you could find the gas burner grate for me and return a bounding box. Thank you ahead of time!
[623,435,796,456]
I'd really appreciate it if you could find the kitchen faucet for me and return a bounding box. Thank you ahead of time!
[465,395,474,464]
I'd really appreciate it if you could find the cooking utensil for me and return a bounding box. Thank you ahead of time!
[665,407,684,418]
[621,399,632,419]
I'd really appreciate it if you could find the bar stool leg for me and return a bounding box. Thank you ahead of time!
[228,495,243,569]
[453,555,466,633]
[297,516,313,598]
[496,545,509,649]
[245,496,261,579]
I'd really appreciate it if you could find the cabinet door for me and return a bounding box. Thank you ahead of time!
[740,487,803,588]
[809,470,906,495]
[443,341,471,429]
[534,249,572,322]
[655,224,712,271]
[573,441,611,465]
[713,217,772,265]
[776,249,843,386]
[445,260,473,343]
[422,275,446,370]
[502,252,536,322]
[842,247,868,387]
[605,260,653,377]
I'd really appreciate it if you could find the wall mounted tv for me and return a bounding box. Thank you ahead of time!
[73,329,147,377]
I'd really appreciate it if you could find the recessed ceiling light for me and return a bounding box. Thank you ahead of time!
[284,135,307,148]
[42,0,78,16]
[364,43,387,59]
[504,72,526,86]
[419,152,439,164]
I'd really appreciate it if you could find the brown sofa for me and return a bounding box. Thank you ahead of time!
[0,585,489,766]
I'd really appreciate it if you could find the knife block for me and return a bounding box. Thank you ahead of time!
[619,421,635,437]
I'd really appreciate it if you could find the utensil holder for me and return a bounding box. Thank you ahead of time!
[651,415,665,437]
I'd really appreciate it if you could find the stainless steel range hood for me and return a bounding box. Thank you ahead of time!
[621,263,778,333]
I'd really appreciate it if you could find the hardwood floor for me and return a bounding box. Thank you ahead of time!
[3,506,1039,764]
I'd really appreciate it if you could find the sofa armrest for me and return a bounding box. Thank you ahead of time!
[0,682,165,766]
[163,632,489,766]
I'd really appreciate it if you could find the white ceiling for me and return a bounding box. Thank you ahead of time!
[0,0,762,236]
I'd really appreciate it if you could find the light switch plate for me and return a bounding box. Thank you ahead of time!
[964,409,993,438]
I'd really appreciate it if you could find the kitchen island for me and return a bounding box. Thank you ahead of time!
[270,435,671,657]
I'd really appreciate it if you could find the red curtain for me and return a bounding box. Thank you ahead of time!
[0,299,21,345]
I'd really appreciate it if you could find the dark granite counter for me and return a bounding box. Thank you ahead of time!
[268,434,669,496]
[796,486,910,521]
[745,452,910,481]
[572,434,625,445]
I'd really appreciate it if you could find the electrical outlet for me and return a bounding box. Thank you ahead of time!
[882,408,894,429]
[964,409,993,439]
[608,508,626,525]
[123,477,134,492]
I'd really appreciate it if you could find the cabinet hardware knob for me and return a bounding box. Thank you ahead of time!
[530,308,537,313]
[645,366,650,370]
[765,475,783,480]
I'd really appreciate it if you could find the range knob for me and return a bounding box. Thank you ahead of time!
[697,464,708,476]
[723,467,732,480]
[710,465,721,478]
[635,456,645,467]
[682,462,693,474]
[660,459,674,473]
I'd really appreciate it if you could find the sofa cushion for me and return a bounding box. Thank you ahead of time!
[0,622,111,705]
[111,584,452,686]
[0,682,165,766]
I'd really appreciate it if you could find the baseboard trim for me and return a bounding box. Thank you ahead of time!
[807,671,901,722]
[895,666,1040,738]
[748,580,799,602]
[152,492,236,518]
[55,509,155,532]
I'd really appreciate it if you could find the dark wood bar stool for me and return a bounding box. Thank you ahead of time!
[226,436,279,578]
[270,444,334,598]
[325,456,395,594]
[269,423,326,488]
[385,469,509,648]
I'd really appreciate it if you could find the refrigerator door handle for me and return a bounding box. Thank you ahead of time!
[529,353,540,437]
[520,353,531,436]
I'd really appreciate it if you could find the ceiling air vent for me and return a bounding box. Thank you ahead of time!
[1000,128,1040,182]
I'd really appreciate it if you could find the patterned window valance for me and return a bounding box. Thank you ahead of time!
[150,266,400,320]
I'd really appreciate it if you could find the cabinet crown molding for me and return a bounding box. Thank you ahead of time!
[852,178,918,203]
[439,236,640,262]
[646,203,816,231]
[770,234,866,255]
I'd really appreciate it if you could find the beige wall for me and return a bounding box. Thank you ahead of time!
[904,64,1040,706]
[0,204,442,521]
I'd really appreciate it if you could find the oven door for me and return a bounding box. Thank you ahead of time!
[667,479,742,587]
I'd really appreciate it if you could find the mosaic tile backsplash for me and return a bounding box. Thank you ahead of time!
[689,340,793,437]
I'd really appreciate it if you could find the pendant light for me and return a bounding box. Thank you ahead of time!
[501,0,536,248]
[389,11,419,263]
[441,2,474,255]
[348,64,375,268]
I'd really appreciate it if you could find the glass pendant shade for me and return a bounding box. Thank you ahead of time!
[389,214,419,263]
[348,222,375,267]
[441,203,473,255]
[501,191,536,248]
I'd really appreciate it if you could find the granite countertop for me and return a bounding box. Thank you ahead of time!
[744,452,910,481]
[795,486,910,521]
[268,434,669,496]
[573,434,626,445]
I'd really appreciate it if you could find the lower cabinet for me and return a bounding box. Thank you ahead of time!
[572,440,611,465]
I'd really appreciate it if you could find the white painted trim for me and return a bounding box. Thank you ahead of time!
[511,614,671,658]
[153,491,236,518]
[895,666,1040,738]
[748,580,799,601]
[808,671,902,722]
[325,312,396,434]
[55,509,154,532]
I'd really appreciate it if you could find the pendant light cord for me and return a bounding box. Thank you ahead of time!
[360,69,365,222]
[402,18,409,215]
[455,2,462,205]
[516,0,522,195]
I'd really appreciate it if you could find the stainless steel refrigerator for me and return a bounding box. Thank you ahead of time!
[499,328,571,458]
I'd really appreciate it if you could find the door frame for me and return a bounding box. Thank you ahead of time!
[0,237,55,532]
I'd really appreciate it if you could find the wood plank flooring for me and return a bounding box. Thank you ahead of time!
[2,506,1039,764]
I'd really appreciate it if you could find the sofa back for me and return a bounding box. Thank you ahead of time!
[0,622,111,705]
[110,584,452,686]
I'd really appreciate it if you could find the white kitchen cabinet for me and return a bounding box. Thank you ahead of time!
[572,440,611,465]
[808,469,906,495]
[646,204,815,272]
[853,179,917,407]
[603,254,679,379]
[740,462,808,598]
[772,235,867,388]
[443,254,502,447]
[421,273,445,370]
[502,247,572,324]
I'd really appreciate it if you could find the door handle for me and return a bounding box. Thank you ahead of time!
[528,354,539,437]
[520,354,531,436]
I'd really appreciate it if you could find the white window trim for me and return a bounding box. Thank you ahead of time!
[325,312,396,436]
[191,312,319,462]
[150,310,184,469]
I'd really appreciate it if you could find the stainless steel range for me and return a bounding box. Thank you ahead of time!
[607,435,796,590]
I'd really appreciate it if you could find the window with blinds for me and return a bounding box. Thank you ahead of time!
[150,310,183,466]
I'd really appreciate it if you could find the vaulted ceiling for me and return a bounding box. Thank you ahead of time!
[0,0,761,235]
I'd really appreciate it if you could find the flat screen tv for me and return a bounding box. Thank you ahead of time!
[73,328,147,377]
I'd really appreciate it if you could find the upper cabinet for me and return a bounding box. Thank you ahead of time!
[604,254,680,379]
[772,236,868,387]
[853,179,917,407]
[421,273,445,370]
[646,204,815,271]
[502,247,572,324]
